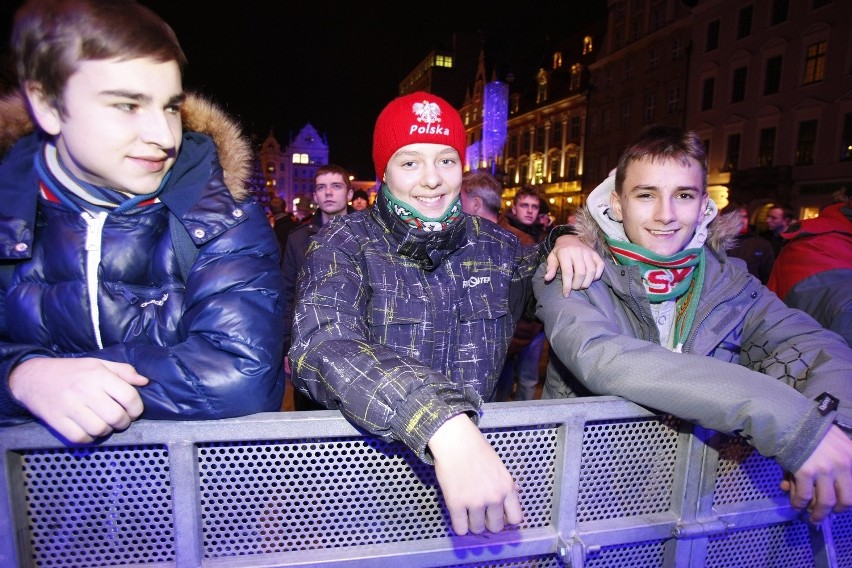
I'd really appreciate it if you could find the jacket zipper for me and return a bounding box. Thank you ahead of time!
[684,277,753,354]
[83,211,108,349]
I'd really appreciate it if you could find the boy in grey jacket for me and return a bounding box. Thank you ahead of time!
[534,126,851,524]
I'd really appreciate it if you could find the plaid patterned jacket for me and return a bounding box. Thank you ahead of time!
[290,189,542,461]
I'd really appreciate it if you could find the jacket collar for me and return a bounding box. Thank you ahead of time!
[371,184,469,271]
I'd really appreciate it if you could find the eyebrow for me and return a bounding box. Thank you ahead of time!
[629,184,700,192]
[99,90,186,106]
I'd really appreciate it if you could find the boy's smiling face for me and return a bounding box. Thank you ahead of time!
[610,157,709,256]
[383,143,462,218]
[28,57,184,195]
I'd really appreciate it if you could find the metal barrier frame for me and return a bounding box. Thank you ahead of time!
[0,397,848,568]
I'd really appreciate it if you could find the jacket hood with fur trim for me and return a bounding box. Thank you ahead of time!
[0,90,252,201]
[573,174,742,263]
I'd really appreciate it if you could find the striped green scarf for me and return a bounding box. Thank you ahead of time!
[606,237,706,349]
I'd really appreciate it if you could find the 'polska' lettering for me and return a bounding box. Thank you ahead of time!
[409,124,449,136]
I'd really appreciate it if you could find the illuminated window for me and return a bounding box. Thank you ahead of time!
[435,55,453,68]
[536,69,548,103]
[291,153,309,164]
[583,36,593,55]
[553,52,563,69]
[570,64,582,90]
[803,41,827,84]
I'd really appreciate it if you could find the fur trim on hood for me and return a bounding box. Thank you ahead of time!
[0,90,251,200]
[575,174,743,261]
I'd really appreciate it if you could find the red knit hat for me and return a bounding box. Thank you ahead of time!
[372,91,466,180]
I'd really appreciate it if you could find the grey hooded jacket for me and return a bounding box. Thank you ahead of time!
[534,190,852,473]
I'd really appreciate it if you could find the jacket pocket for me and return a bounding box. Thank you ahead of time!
[368,292,426,326]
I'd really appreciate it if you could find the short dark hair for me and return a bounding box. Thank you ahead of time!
[461,171,503,216]
[314,164,352,190]
[513,185,540,205]
[615,125,707,194]
[13,0,186,114]
[769,204,795,222]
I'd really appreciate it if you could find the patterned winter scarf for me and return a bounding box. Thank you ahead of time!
[381,184,462,232]
[34,141,167,214]
[606,236,706,349]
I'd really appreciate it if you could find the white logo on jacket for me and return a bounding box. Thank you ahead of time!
[463,276,491,289]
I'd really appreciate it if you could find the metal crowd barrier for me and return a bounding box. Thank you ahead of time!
[0,396,849,568]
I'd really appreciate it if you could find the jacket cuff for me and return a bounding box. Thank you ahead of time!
[774,404,836,473]
[389,381,479,464]
[0,350,55,423]
[543,224,578,254]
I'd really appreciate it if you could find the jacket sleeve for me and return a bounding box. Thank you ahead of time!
[289,219,477,463]
[93,200,285,420]
[534,263,848,474]
[280,229,303,354]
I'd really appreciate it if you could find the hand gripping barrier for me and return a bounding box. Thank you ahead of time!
[0,397,849,567]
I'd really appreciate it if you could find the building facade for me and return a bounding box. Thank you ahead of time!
[258,124,330,211]
[689,0,852,221]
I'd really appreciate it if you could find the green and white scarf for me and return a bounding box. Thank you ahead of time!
[382,185,462,232]
[606,237,706,349]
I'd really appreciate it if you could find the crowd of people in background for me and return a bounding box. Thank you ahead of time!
[1,0,849,541]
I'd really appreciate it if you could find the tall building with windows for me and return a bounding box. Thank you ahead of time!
[584,0,694,192]
[258,124,330,210]
[398,33,482,108]
[689,0,852,220]
[457,23,605,222]
[259,131,287,204]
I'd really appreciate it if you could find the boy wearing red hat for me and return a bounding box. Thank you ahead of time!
[290,92,601,536]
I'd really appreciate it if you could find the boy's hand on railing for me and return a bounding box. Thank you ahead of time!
[782,425,852,523]
[544,234,605,297]
[428,414,523,536]
[9,357,148,443]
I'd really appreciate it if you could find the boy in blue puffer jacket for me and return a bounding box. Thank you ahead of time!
[0,0,285,443]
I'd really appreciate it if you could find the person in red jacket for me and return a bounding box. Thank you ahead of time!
[768,199,852,346]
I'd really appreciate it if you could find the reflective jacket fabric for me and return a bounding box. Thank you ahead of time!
[0,94,285,424]
[290,189,540,461]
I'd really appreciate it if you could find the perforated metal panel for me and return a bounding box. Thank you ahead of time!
[584,539,667,568]
[712,435,785,507]
[18,445,173,567]
[577,416,679,523]
[197,425,558,558]
[2,403,849,568]
[833,511,852,568]
[705,522,814,567]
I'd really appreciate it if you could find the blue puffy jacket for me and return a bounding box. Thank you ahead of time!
[0,93,285,425]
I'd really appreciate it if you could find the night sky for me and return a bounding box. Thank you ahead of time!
[0,0,607,179]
